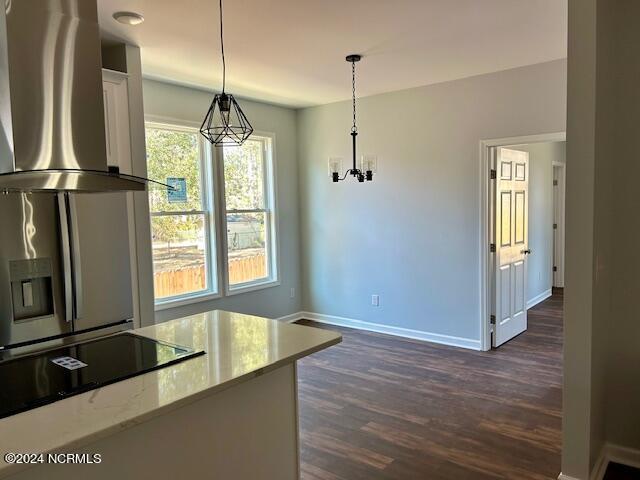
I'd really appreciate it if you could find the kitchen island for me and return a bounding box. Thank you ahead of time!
[0,310,341,480]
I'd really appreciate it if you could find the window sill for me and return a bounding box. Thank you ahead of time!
[154,291,222,311]
[226,279,281,297]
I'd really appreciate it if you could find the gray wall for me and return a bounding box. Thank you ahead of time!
[512,142,566,305]
[563,1,599,476]
[601,0,640,456]
[297,60,567,344]
[563,0,640,477]
[141,79,302,322]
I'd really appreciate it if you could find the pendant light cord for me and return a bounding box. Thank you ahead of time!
[351,60,357,134]
[219,0,226,93]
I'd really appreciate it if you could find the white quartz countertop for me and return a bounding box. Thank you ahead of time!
[0,310,341,478]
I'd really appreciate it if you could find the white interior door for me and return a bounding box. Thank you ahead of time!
[493,148,530,347]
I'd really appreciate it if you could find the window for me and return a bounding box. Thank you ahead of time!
[222,136,278,291]
[145,124,218,304]
[145,124,278,307]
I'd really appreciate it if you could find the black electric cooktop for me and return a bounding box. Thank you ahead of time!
[0,333,205,419]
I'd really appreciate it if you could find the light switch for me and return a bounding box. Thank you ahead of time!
[22,281,34,308]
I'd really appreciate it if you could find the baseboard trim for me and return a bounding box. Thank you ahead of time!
[274,312,304,323]
[605,443,640,471]
[527,289,553,310]
[298,311,481,351]
[591,446,609,480]
[561,443,640,480]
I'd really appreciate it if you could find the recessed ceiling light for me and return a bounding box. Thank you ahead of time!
[113,11,144,26]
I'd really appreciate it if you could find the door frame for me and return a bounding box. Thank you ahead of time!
[479,132,566,351]
[552,162,566,288]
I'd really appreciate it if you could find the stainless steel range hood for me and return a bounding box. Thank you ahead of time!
[0,0,148,193]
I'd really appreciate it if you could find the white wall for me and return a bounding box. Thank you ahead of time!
[140,79,302,323]
[511,142,566,306]
[297,60,567,345]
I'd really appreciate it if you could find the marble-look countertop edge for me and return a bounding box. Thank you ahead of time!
[0,315,341,479]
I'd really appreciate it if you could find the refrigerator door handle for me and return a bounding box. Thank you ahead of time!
[56,194,73,323]
[67,195,83,320]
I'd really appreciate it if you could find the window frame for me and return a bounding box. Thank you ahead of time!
[218,132,280,295]
[145,118,222,310]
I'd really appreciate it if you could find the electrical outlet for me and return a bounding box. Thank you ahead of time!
[372,294,380,307]
[290,288,295,299]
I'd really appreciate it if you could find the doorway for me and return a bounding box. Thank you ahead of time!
[480,133,566,350]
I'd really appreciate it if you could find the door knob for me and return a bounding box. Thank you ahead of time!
[521,249,532,255]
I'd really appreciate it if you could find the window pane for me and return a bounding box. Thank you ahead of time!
[227,212,268,285]
[223,140,264,210]
[151,214,207,299]
[146,128,203,212]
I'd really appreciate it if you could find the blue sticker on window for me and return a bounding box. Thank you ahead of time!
[167,177,187,203]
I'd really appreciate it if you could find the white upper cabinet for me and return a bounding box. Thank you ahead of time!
[102,69,133,175]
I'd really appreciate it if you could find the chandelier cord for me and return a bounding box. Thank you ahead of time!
[219,0,226,93]
[351,60,357,134]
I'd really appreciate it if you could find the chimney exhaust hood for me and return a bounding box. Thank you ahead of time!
[0,0,150,193]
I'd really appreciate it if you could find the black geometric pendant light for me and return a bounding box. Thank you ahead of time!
[200,0,253,146]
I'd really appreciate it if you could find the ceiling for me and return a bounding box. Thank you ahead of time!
[97,0,567,108]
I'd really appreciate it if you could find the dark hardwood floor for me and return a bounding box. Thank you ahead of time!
[297,290,563,479]
[604,463,640,480]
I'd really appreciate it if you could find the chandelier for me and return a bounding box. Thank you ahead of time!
[331,54,374,183]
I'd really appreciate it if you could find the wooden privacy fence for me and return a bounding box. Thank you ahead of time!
[154,254,267,298]
[228,253,267,285]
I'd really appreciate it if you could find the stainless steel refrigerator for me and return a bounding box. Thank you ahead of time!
[0,0,159,361]
[0,192,134,359]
